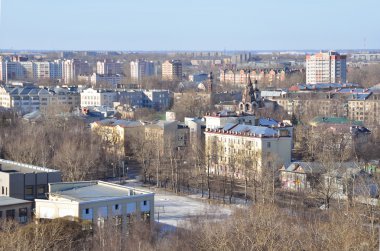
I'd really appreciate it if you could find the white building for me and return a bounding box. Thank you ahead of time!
[90,73,123,87]
[97,60,123,75]
[204,124,292,178]
[62,59,77,84]
[80,88,118,108]
[0,85,49,113]
[130,60,155,81]
[306,51,347,84]
[35,181,154,225]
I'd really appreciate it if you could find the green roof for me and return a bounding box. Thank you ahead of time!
[311,117,363,126]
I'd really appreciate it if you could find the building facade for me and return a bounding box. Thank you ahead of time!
[80,88,118,108]
[35,181,154,225]
[306,51,347,84]
[0,196,33,223]
[0,159,62,201]
[162,60,182,81]
[130,60,155,81]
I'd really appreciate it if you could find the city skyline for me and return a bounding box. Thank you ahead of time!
[0,0,379,51]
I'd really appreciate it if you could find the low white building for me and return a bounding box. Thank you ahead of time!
[35,181,154,225]
[80,88,118,108]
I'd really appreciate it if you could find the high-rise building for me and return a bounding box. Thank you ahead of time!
[97,60,123,75]
[33,62,50,79]
[130,60,155,81]
[162,60,182,81]
[49,60,63,80]
[306,51,347,84]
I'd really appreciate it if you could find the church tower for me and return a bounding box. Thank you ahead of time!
[238,74,262,114]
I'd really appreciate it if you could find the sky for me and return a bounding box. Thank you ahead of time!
[0,0,379,51]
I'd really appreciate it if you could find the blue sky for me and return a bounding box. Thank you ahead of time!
[0,0,378,51]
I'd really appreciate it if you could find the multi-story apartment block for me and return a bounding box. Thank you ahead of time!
[97,60,123,75]
[142,90,172,110]
[130,60,155,81]
[90,73,124,87]
[306,51,347,84]
[49,60,63,80]
[0,85,49,113]
[80,88,118,107]
[35,181,154,225]
[0,159,61,201]
[204,123,292,178]
[162,60,182,81]
[0,58,5,82]
[91,119,144,157]
[144,120,189,153]
[347,92,380,126]
[0,85,81,114]
[220,69,286,86]
[33,62,50,79]
[40,87,81,113]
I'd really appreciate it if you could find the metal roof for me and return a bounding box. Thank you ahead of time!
[49,181,153,203]
[0,196,32,207]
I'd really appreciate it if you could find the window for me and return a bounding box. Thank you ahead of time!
[6,210,15,220]
[19,208,28,223]
[37,185,46,197]
[143,201,147,206]
[267,142,271,148]
[0,211,2,218]
[85,208,90,214]
[25,186,34,196]
[1,186,4,195]
[115,204,119,210]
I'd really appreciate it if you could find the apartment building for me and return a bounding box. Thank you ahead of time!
[130,60,155,81]
[347,92,380,125]
[0,58,5,82]
[220,69,286,86]
[162,60,182,81]
[97,60,123,75]
[90,119,144,156]
[0,159,61,201]
[204,123,292,178]
[40,87,81,113]
[33,62,50,79]
[144,120,189,154]
[306,51,347,84]
[0,85,81,114]
[80,88,118,107]
[0,85,49,113]
[49,60,63,80]
[90,73,124,87]
[35,181,154,225]
[142,89,172,110]
[0,196,33,223]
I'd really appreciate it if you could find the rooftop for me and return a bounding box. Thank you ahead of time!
[310,117,363,126]
[205,123,284,138]
[93,119,144,128]
[0,159,59,174]
[49,181,153,203]
[0,196,32,207]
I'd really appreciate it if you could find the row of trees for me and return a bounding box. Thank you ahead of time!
[0,112,115,181]
[0,203,378,250]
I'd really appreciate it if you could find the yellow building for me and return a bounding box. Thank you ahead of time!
[90,119,144,157]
